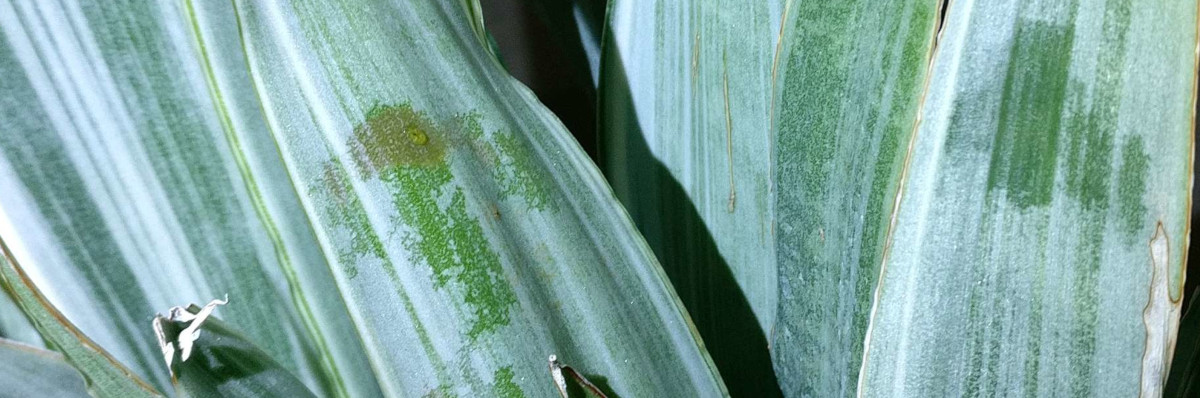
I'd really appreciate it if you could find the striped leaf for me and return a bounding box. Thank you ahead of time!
[0,1,727,398]
[772,0,1196,396]
[0,280,40,345]
[770,0,939,395]
[860,1,1194,395]
[0,0,367,394]
[218,0,724,395]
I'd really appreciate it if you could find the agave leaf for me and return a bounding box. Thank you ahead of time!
[857,0,1194,396]
[0,1,370,395]
[598,1,786,395]
[194,0,726,396]
[769,0,940,395]
[0,241,160,397]
[0,338,89,397]
[156,302,316,398]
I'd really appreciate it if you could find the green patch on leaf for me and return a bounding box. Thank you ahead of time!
[320,160,386,279]
[985,21,1074,209]
[491,366,525,398]
[349,103,519,340]
[421,385,457,398]
[493,132,558,212]
[1116,135,1148,236]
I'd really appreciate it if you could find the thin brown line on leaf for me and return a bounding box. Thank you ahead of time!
[724,49,736,213]
[1177,0,1200,305]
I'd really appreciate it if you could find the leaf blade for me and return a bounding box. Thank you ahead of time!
[0,338,89,398]
[0,1,372,394]
[599,1,785,394]
[769,0,939,395]
[216,0,728,396]
[858,1,1195,396]
[0,240,160,397]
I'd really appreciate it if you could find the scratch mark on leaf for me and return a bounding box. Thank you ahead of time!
[723,49,736,213]
[692,32,700,86]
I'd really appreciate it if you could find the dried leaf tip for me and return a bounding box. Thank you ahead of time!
[152,295,230,375]
[547,354,609,398]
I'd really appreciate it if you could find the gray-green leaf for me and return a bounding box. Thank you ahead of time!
[860,1,1193,396]
[0,241,160,397]
[0,338,89,397]
[599,1,785,394]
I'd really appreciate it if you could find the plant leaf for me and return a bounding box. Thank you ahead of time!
[769,0,939,395]
[0,1,378,395]
[857,1,1193,396]
[0,241,160,397]
[599,1,785,395]
[772,0,1195,396]
[0,338,89,397]
[196,0,727,396]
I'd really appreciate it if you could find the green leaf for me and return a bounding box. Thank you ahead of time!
[770,0,939,395]
[1,0,727,395]
[0,1,370,395]
[0,241,160,397]
[208,0,725,395]
[860,1,1194,395]
[155,302,317,398]
[774,0,1195,396]
[599,1,785,395]
[0,338,89,397]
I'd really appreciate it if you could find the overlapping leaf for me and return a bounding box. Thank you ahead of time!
[599,1,785,394]
[0,338,89,397]
[1,0,727,396]
[198,0,727,396]
[771,0,1196,396]
[0,242,159,397]
[0,1,365,394]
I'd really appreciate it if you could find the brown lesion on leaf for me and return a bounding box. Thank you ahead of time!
[1140,221,1182,398]
[488,203,502,221]
[548,355,615,398]
[351,104,448,174]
